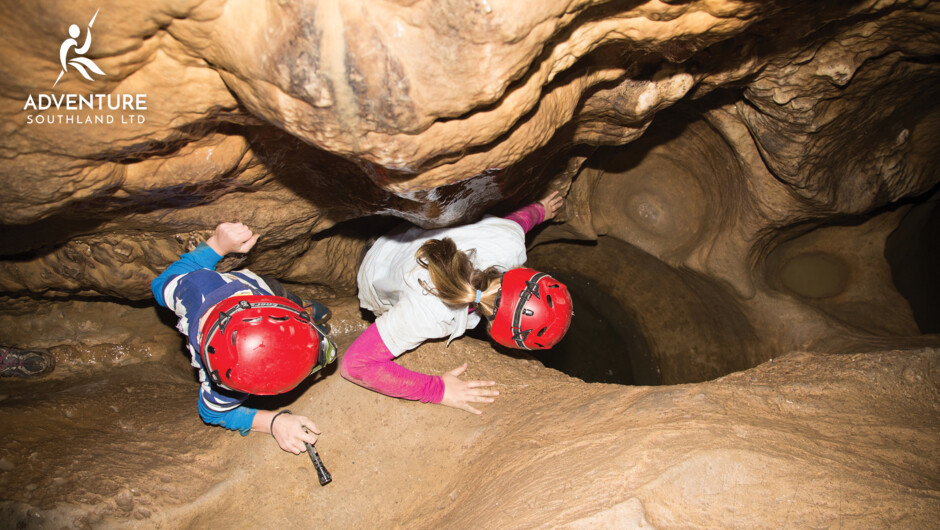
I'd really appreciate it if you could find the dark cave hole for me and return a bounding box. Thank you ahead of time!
[467,267,660,386]
[525,236,759,385]
[529,270,659,386]
[885,188,940,334]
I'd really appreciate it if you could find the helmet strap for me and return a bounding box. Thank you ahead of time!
[208,368,223,386]
[486,274,506,323]
[509,272,548,349]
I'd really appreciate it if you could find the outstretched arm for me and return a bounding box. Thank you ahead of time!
[341,324,500,413]
[503,191,564,233]
[197,398,319,455]
[253,409,320,455]
[198,397,256,434]
[341,324,445,403]
[151,222,259,307]
[151,243,222,307]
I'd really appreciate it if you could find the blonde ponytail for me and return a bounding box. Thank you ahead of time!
[415,238,502,317]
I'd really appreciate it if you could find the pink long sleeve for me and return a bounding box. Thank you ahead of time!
[340,323,445,404]
[503,202,545,234]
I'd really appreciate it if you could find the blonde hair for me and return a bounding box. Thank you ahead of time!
[415,238,502,318]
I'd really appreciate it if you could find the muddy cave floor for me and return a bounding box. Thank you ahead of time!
[1,298,939,528]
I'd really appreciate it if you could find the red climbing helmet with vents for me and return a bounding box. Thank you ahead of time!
[199,295,320,395]
[489,268,573,350]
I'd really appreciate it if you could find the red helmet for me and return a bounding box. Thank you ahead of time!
[489,268,573,350]
[199,295,320,395]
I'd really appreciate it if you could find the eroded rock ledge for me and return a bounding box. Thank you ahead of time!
[1,0,937,302]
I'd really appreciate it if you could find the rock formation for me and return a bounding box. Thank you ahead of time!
[0,0,938,527]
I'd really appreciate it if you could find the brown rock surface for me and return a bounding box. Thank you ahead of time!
[0,306,937,527]
[1,0,939,527]
[0,0,937,301]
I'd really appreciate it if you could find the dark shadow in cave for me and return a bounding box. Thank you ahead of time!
[465,266,659,386]
[528,236,760,385]
[886,186,940,334]
[532,270,658,386]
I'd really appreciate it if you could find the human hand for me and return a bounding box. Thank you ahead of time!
[271,412,320,454]
[539,191,564,221]
[206,222,259,256]
[440,363,499,415]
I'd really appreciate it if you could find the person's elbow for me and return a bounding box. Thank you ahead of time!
[340,349,376,386]
[339,352,358,383]
[150,276,168,307]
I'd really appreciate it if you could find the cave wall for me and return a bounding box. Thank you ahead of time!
[1,0,936,310]
[1,0,939,527]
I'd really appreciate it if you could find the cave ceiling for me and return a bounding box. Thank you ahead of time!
[0,0,937,311]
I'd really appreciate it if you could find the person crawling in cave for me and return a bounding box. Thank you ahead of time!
[341,191,574,414]
[152,222,336,454]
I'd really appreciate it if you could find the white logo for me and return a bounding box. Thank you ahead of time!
[22,8,147,126]
[53,9,105,87]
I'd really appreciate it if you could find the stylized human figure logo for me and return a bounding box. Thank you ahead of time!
[53,9,105,87]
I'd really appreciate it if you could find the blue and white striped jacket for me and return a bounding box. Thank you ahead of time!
[151,242,276,435]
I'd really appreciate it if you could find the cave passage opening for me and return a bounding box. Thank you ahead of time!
[886,187,940,334]
[525,236,760,386]
[530,269,658,386]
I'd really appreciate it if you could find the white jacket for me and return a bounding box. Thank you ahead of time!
[357,216,527,355]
